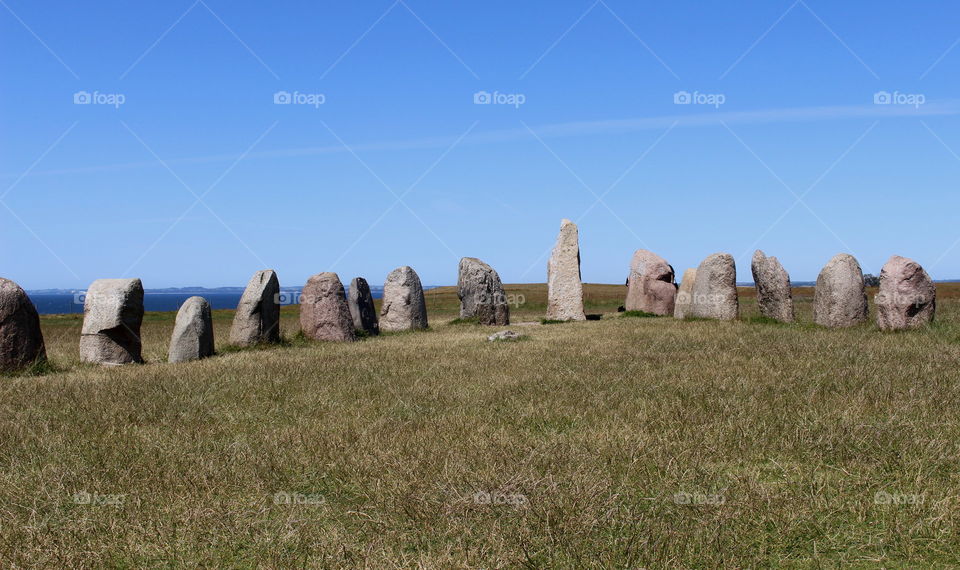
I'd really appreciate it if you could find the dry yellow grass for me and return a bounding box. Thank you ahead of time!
[1,283,959,566]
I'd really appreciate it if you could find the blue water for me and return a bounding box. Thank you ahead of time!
[27,288,393,315]
[28,293,255,315]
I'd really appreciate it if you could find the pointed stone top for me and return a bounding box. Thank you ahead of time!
[560,218,574,227]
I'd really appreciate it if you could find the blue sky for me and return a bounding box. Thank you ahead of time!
[2,0,959,289]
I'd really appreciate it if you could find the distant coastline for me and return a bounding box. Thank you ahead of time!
[24,281,960,315]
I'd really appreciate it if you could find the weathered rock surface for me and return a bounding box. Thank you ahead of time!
[625,249,676,316]
[546,219,585,321]
[689,254,738,320]
[488,330,521,341]
[79,278,144,365]
[300,273,356,342]
[751,250,794,323]
[347,277,379,335]
[380,266,428,332]
[458,257,509,325]
[673,268,697,319]
[168,296,214,363]
[875,255,936,330]
[229,270,281,346]
[813,254,868,328]
[0,278,46,371]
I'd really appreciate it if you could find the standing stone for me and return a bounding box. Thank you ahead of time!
[673,268,697,319]
[546,219,586,321]
[813,254,868,328]
[347,277,379,335]
[0,278,46,371]
[229,270,281,346]
[875,255,936,330]
[458,257,509,325]
[300,273,355,342]
[168,296,214,363]
[380,266,428,332]
[689,253,738,320]
[79,278,144,365]
[624,250,676,316]
[751,250,794,323]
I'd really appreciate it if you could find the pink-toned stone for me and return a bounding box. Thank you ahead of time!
[624,249,676,315]
[300,273,356,342]
[875,255,935,331]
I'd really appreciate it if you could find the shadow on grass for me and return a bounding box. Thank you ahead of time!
[448,317,480,325]
[621,310,661,319]
[379,327,433,337]
[744,315,792,326]
[1,357,59,378]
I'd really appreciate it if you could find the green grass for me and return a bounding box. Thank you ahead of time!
[2,282,960,566]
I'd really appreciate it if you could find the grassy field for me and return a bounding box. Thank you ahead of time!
[2,283,960,567]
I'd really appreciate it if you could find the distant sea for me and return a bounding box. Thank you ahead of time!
[26,285,439,315]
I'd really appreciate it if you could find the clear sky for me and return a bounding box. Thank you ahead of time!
[2,0,959,289]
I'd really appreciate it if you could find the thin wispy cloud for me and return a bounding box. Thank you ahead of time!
[4,100,959,180]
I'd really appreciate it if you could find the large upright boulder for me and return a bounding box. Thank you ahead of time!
[689,253,738,320]
[347,277,379,335]
[813,254,868,328]
[875,255,936,330]
[546,219,585,321]
[168,296,214,363]
[751,250,794,323]
[625,249,676,315]
[673,268,697,319]
[229,270,281,346]
[0,278,46,371]
[458,257,509,325]
[300,273,355,342]
[380,266,428,332]
[79,278,144,365]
